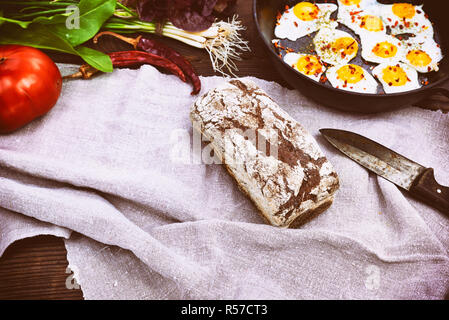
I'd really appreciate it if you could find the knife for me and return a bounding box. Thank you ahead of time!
[319,129,449,216]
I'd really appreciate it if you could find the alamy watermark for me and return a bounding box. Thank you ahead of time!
[65,266,80,290]
[170,123,280,166]
[364,264,381,291]
[65,5,80,30]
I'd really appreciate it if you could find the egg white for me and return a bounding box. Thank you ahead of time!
[326,64,378,93]
[283,52,325,82]
[372,62,421,93]
[360,33,405,64]
[380,4,434,38]
[337,0,378,13]
[275,3,338,41]
[401,35,443,73]
[314,28,359,65]
[338,2,386,37]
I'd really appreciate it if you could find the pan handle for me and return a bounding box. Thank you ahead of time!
[431,80,449,99]
[414,80,449,111]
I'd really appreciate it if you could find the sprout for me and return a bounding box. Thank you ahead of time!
[103,15,250,77]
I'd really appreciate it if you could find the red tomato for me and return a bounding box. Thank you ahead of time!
[0,45,62,133]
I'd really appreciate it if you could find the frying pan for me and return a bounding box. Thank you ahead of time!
[253,0,449,113]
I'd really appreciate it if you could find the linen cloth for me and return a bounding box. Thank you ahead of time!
[0,64,448,299]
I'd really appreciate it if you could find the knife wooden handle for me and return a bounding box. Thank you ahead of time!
[410,168,449,217]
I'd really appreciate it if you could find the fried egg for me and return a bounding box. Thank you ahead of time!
[283,52,325,81]
[380,3,434,37]
[326,64,378,93]
[401,35,443,73]
[372,62,420,93]
[314,28,359,65]
[338,2,386,37]
[275,2,338,41]
[337,0,377,12]
[360,33,405,64]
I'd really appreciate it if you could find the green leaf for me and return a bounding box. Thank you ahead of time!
[0,22,113,73]
[0,23,77,54]
[0,0,116,46]
[75,46,113,72]
[49,0,117,47]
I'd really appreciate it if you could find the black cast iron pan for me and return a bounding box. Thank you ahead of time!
[253,0,449,113]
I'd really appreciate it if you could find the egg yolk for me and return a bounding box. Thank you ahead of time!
[337,64,365,84]
[392,3,416,19]
[372,42,398,58]
[296,55,323,75]
[293,2,320,21]
[360,15,384,32]
[382,65,408,86]
[406,50,432,67]
[341,0,361,6]
[332,37,358,57]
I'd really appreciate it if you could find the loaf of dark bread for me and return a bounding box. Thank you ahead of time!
[190,79,339,227]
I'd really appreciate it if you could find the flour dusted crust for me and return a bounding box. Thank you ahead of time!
[190,79,339,228]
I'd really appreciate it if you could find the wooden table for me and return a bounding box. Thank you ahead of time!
[0,1,448,300]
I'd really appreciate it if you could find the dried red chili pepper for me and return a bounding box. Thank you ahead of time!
[65,50,186,83]
[109,51,186,82]
[94,31,201,95]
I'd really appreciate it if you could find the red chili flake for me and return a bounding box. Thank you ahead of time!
[276,11,282,21]
[294,21,298,27]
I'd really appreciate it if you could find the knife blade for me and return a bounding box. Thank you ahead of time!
[320,129,449,216]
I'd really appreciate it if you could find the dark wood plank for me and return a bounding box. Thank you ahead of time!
[0,236,83,300]
[0,0,448,301]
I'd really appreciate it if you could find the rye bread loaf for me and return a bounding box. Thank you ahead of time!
[190,79,339,228]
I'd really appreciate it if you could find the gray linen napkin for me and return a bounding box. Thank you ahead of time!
[0,64,448,299]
